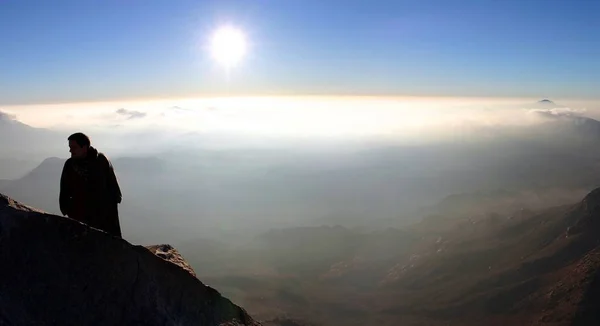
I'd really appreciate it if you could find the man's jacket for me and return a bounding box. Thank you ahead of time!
[59,146,123,237]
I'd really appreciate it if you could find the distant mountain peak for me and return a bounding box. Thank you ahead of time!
[534,99,562,109]
[0,110,36,130]
[0,110,18,122]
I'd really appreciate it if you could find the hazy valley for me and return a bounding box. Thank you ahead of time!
[3,99,600,325]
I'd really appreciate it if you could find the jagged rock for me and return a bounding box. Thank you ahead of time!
[146,244,198,278]
[0,193,259,326]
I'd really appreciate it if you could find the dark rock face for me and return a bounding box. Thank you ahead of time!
[0,193,259,326]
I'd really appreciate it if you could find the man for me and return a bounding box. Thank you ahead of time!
[59,132,123,238]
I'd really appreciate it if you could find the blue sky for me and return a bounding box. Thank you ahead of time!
[0,0,598,104]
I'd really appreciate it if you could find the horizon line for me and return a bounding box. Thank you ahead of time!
[2,92,594,108]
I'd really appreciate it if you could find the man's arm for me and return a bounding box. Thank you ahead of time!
[100,154,122,204]
[108,159,122,204]
[59,160,71,216]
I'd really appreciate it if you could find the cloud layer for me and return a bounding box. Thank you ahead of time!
[4,97,600,141]
[528,107,587,119]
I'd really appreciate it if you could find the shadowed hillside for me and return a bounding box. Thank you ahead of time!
[0,193,261,326]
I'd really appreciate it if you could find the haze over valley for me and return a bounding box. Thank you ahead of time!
[2,97,600,241]
[3,96,600,324]
[2,1,600,324]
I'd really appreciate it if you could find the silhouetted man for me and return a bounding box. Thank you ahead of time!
[59,132,123,238]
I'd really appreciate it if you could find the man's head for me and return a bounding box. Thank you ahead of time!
[68,132,91,159]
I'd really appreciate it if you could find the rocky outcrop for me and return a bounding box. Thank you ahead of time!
[0,193,259,326]
[146,244,198,278]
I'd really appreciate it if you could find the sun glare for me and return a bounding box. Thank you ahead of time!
[210,26,247,68]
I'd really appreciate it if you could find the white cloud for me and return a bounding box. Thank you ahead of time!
[527,107,587,119]
[3,97,600,142]
[116,108,147,120]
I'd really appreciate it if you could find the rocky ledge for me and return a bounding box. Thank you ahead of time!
[0,193,259,326]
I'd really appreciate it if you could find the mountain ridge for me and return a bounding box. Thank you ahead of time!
[0,192,261,326]
[371,186,600,325]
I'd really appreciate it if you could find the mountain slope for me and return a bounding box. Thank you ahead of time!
[197,188,600,325]
[370,188,600,325]
[0,193,260,326]
[0,112,63,157]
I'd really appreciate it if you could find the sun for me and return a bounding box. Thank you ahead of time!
[210,26,247,68]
